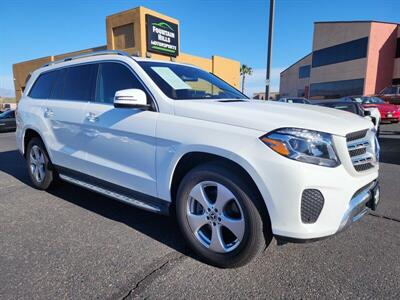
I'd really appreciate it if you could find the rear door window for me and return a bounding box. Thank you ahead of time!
[29,71,58,99]
[58,64,97,101]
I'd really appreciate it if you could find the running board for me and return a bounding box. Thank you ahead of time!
[59,174,161,213]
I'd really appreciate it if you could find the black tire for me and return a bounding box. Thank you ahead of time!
[26,137,54,190]
[176,162,272,268]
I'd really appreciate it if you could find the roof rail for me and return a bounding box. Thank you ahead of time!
[41,50,130,67]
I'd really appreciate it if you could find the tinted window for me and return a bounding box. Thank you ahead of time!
[96,63,147,104]
[60,64,97,101]
[310,79,364,99]
[29,71,58,99]
[298,65,310,78]
[312,37,368,68]
[361,97,385,104]
[50,69,66,99]
[381,86,398,94]
[138,61,246,100]
[392,78,400,85]
[320,103,358,114]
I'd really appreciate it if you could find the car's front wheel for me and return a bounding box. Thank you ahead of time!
[176,162,271,268]
[26,137,54,190]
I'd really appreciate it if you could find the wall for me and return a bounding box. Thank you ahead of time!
[279,54,312,97]
[309,22,371,88]
[364,22,397,95]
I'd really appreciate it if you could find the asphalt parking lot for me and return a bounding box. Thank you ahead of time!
[1,124,399,299]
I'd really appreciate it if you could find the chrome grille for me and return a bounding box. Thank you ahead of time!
[346,129,376,172]
[346,129,368,142]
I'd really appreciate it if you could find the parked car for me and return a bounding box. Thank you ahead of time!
[343,96,399,124]
[316,100,379,133]
[376,86,400,105]
[0,109,16,132]
[277,97,311,104]
[16,51,380,268]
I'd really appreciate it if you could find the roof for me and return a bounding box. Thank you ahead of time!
[314,20,400,26]
[280,53,312,75]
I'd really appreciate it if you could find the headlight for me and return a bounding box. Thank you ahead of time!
[260,128,340,167]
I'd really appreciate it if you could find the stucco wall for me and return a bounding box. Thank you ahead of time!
[279,54,312,97]
[312,22,371,50]
[364,22,397,95]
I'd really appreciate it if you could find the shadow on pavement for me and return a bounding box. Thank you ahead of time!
[378,128,400,166]
[0,149,195,261]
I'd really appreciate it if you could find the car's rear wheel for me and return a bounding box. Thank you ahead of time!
[176,162,271,268]
[26,137,54,190]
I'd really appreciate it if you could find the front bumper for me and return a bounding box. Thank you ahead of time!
[275,180,380,243]
[337,180,379,232]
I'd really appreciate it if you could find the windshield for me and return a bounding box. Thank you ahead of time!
[138,61,247,100]
[381,87,399,94]
[286,98,308,104]
[361,97,385,104]
[0,110,12,118]
[321,103,357,114]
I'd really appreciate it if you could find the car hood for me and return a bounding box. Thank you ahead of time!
[364,103,398,112]
[174,100,372,136]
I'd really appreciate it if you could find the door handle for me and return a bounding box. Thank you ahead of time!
[86,112,99,123]
[44,108,54,118]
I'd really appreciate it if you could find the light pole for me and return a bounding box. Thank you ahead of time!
[265,0,275,100]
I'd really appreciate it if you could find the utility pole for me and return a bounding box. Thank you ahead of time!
[265,0,275,100]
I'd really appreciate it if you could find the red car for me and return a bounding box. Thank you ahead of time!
[360,96,400,123]
[377,86,400,105]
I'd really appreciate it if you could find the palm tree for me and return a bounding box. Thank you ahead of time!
[240,64,253,94]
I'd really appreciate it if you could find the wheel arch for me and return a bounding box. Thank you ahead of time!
[22,127,48,158]
[169,151,272,225]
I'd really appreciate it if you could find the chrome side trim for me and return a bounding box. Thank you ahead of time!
[59,174,161,213]
[337,181,376,232]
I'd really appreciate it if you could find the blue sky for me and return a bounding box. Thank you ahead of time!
[0,0,399,97]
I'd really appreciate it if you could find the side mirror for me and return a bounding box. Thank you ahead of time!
[114,89,149,109]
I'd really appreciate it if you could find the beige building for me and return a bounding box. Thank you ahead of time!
[13,6,240,101]
[253,92,278,100]
[280,21,400,99]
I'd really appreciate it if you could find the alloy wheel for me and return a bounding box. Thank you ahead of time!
[186,181,245,253]
[30,145,46,183]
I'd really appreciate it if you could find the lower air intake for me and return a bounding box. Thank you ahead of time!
[301,189,324,224]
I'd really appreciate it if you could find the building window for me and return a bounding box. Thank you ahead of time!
[113,23,135,49]
[312,37,368,68]
[297,89,305,97]
[396,38,400,58]
[298,65,310,78]
[310,78,364,98]
[393,78,400,85]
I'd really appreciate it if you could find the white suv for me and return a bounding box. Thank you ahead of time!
[16,51,380,267]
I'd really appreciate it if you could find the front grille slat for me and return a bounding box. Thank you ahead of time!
[354,163,374,172]
[346,129,368,142]
[349,147,367,157]
[346,129,375,172]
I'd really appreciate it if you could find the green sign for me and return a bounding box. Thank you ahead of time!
[146,15,179,57]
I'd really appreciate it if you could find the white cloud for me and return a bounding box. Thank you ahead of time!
[241,67,284,98]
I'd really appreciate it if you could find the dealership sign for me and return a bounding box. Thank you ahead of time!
[146,15,179,57]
